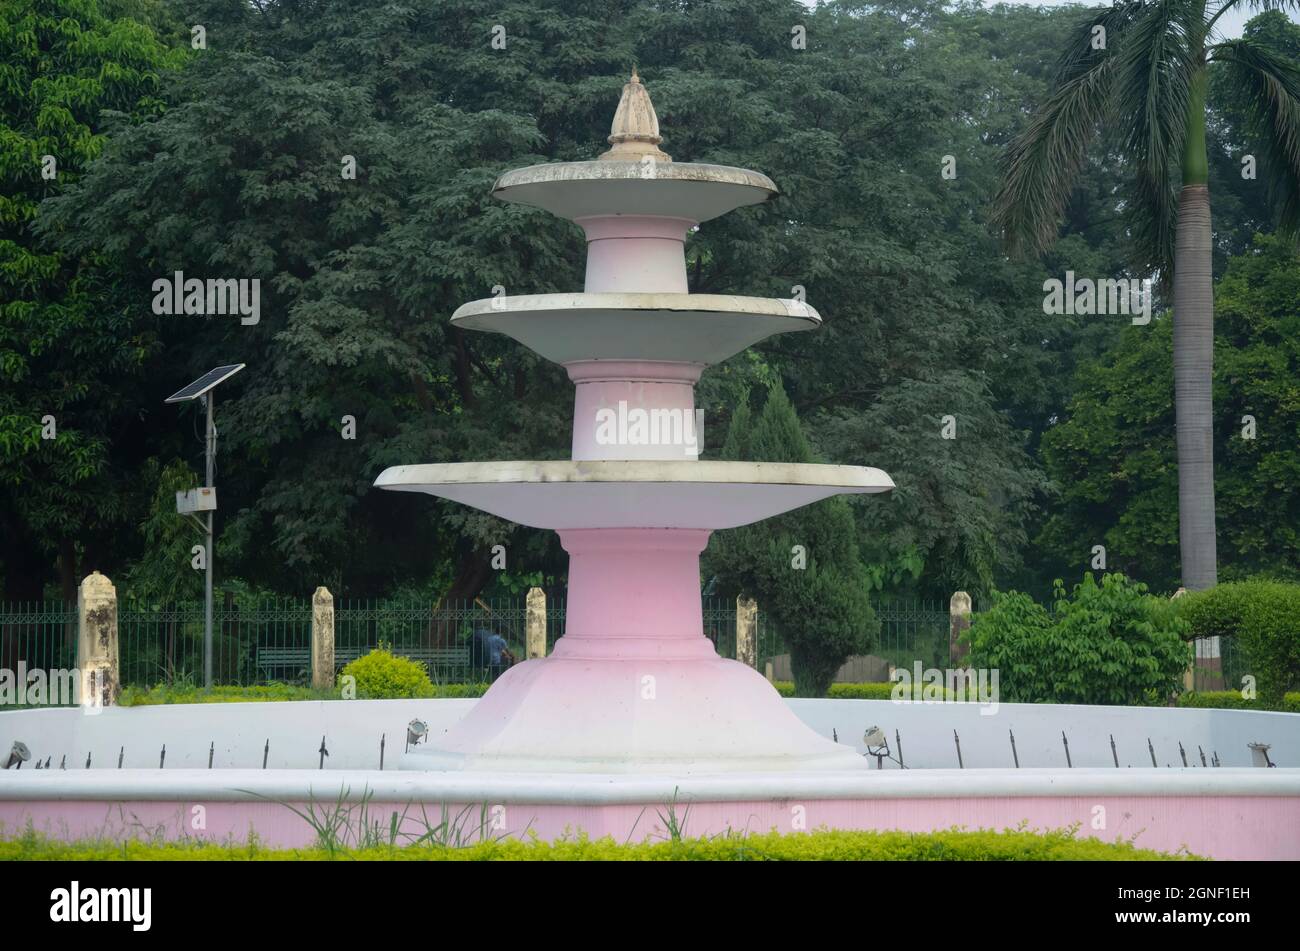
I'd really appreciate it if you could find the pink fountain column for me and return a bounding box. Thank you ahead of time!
[553,528,715,661]
[568,214,703,462]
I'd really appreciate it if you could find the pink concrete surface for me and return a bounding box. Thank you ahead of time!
[4,794,1295,859]
[401,528,867,771]
[576,215,694,292]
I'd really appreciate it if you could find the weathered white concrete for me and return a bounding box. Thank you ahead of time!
[450,292,819,366]
[2,698,1295,771]
[492,161,777,222]
[372,459,894,529]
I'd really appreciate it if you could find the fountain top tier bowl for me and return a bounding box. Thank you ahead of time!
[492,160,778,223]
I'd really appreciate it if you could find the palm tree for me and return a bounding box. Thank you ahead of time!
[993,1,1300,590]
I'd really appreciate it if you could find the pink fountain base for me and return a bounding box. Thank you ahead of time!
[404,526,866,773]
[404,653,866,773]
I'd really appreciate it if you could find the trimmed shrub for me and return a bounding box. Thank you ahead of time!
[1179,580,1300,706]
[1175,690,1300,713]
[338,647,434,699]
[118,681,491,706]
[772,681,961,701]
[0,826,1199,861]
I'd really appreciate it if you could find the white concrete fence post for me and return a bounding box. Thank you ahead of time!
[311,586,335,690]
[736,595,758,668]
[77,571,119,708]
[526,587,547,659]
[949,591,972,665]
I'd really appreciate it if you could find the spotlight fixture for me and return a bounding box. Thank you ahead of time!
[406,719,429,752]
[4,741,31,770]
[863,726,890,769]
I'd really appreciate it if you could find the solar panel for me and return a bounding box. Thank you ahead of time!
[164,364,246,403]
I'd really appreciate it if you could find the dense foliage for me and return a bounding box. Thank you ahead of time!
[0,0,183,603]
[1039,237,1300,591]
[966,573,1190,705]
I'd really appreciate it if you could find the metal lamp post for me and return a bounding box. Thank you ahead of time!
[165,364,245,687]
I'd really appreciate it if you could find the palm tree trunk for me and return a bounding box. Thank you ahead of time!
[1172,69,1217,592]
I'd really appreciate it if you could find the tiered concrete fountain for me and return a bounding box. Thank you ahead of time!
[2,75,1298,859]
[375,69,893,774]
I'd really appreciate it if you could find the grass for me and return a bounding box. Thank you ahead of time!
[116,682,490,706]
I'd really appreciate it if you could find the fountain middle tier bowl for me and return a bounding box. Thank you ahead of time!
[374,460,893,530]
[450,293,819,366]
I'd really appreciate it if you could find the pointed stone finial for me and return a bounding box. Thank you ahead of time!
[598,69,671,162]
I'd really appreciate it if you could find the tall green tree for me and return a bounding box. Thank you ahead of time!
[704,383,877,697]
[993,0,1300,591]
[0,0,181,601]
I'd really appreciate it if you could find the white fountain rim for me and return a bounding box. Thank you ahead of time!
[374,460,892,491]
[494,160,777,194]
[451,292,820,323]
[3,768,1299,804]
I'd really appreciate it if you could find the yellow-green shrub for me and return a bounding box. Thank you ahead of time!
[339,647,433,699]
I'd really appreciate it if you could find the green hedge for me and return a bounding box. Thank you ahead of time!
[1179,580,1300,704]
[772,681,961,701]
[119,682,490,706]
[0,826,1198,861]
[1175,690,1300,713]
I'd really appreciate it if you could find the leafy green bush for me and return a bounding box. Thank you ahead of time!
[1179,580,1300,705]
[338,647,434,699]
[1175,690,1300,713]
[966,573,1189,705]
[772,681,961,701]
[0,825,1198,861]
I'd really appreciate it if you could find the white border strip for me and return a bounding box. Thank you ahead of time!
[2,768,1298,804]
